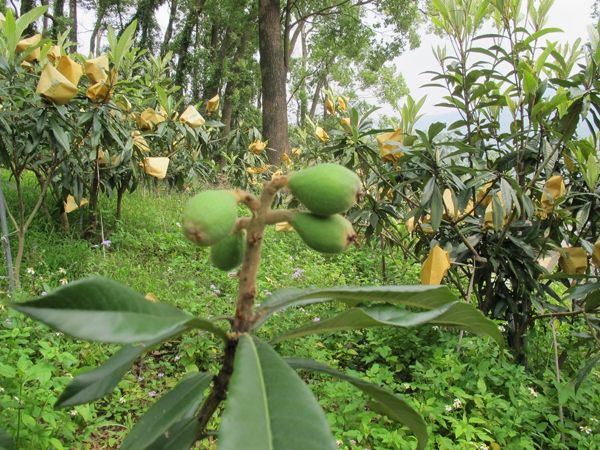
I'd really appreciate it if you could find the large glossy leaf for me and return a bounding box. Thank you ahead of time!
[286,358,427,450]
[256,285,460,327]
[273,304,455,342]
[273,303,502,346]
[56,323,189,408]
[120,372,211,450]
[11,277,226,344]
[218,334,336,450]
[57,345,144,408]
[0,427,14,450]
[144,419,199,450]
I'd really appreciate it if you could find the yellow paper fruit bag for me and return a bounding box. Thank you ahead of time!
[376,129,403,162]
[325,97,335,114]
[132,131,150,153]
[592,239,600,268]
[16,34,41,62]
[85,55,109,83]
[56,55,82,86]
[421,244,451,285]
[179,105,205,128]
[136,108,166,130]
[47,45,62,64]
[207,95,220,112]
[86,81,112,103]
[64,195,89,214]
[337,96,347,112]
[36,64,78,105]
[141,157,170,179]
[443,189,459,220]
[248,140,267,154]
[559,247,588,275]
[541,175,566,213]
[315,127,330,142]
[340,117,351,130]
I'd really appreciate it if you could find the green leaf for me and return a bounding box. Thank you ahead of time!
[0,427,14,450]
[273,302,502,346]
[56,328,186,408]
[218,335,336,450]
[573,355,600,392]
[120,372,211,450]
[286,358,427,450]
[52,125,70,153]
[112,20,137,70]
[256,285,463,327]
[273,304,456,342]
[11,277,226,344]
[585,289,600,312]
[430,185,443,231]
[144,419,199,450]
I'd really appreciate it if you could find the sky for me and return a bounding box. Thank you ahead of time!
[394,0,597,117]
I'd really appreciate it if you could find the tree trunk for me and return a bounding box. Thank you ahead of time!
[0,179,15,294]
[20,0,37,34]
[309,75,325,120]
[222,29,250,136]
[299,24,308,126]
[52,0,66,37]
[89,8,105,56]
[69,0,78,52]
[258,0,289,164]
[160,0,179,56]
[174,0,206,93]
[40,0,49,31]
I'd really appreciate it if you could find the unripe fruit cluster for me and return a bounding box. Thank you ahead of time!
[181,164,361,271]
[287,164,360,254]
[182,190,246,271]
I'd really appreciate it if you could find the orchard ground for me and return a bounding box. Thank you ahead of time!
[0,172,599,449]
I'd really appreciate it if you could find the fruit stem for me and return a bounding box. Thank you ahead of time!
[233,175,287,333]
[195,176,287,440]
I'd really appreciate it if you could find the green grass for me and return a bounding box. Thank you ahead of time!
[1,178,599,449]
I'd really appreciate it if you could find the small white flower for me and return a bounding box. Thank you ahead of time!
[69,409,78,416]
[528,387,539,397]
[55,332,63,337]
[58,267,67,275]
[59,278,68,285]
[41,291,47,296]
[579,425,592,434]
[174,355,181,362]
[0,387,5,393]
[312,317,320,322]
[119,396,126,404]
[452,398,463,409]
[479,444,489,450]
[26,267,35,275]
[175,222,181,228]
[445,405,453,412]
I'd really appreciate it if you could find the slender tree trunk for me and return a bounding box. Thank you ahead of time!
[258,0,289,163]
[299,24,308,126]
[69,0,78,52]
[222,30,250,136]
[89,8,105,56]
[160,0,179,56]
[0,179,15,294]
[309,75,325,119]
[52,0,66,37]
[40,0,49,31]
